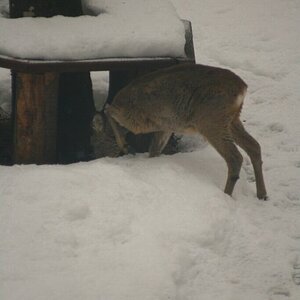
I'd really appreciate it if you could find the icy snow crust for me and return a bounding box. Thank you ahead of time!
[1,0,300,299]
[0,0,186,60]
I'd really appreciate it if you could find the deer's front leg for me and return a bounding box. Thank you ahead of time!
[104,109,129,155]
[149,131,172,157]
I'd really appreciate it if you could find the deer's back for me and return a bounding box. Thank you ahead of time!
[110,64,247,134]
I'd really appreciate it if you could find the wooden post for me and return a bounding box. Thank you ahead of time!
[10,0,95,164]
[55,0,95,163]
[13,73,59,164]
[57,73,95,163]
[10,0,59,164]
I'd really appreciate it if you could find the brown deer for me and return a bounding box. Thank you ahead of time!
[95,64,267,199]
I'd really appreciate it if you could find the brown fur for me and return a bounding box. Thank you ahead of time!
[102,64,267,199]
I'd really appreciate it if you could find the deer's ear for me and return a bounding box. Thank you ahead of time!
[92,112,105,133]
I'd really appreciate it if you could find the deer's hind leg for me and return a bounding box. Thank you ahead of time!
[231,119,267,200]
[201,127,243,196]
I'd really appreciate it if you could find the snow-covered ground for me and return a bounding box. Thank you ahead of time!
[1,0,300,299]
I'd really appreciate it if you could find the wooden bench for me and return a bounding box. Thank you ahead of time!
[0,19,195,164]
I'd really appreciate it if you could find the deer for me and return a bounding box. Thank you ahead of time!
[93,64,267,200]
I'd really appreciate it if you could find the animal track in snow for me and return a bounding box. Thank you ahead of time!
[55,233,79,249]
[215,8,232,15]
[286,191,300,203]
[292,263,300,285]
[277,142,299,153]
[54,232,80,258]
[291,254,300,286]
[267,122,285,133]
[64,204,91,222]
[268,286,290,299]
[294,161,300,168]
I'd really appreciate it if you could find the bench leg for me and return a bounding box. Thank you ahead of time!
[13,72,59,164]
[57,72,95,164]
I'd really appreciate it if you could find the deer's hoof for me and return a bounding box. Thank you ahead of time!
[258,194,269,201]
[119,144,135,156]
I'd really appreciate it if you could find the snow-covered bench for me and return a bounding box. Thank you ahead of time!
[0,0,195,164]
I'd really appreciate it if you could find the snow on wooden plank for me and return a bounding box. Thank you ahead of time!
[0,0,186,60]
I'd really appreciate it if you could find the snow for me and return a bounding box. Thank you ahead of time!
[0,69,10,113]
[1,0,300,299]
[0,0,186,60]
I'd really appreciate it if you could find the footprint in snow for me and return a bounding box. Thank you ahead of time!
[265,122,285,134]
[292,263,300,285]
[215,8,231,14]
[55,233,79,249]
[268,286,290,299]
[54,233,79,257]
[292,255,300,286]
[286,191,300,203]
[64,204,90,222]
[294,161,300,168]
